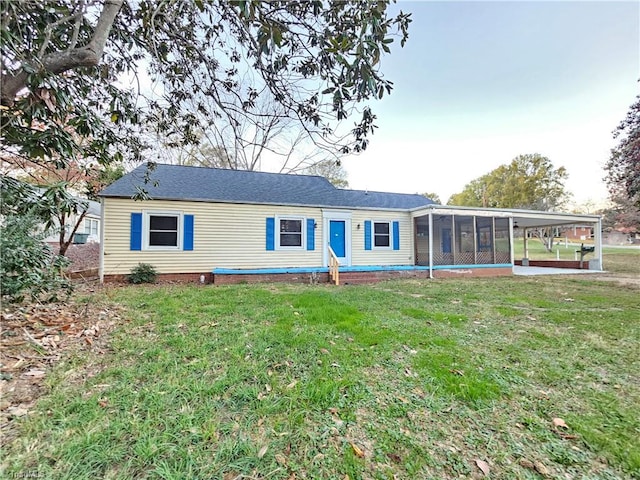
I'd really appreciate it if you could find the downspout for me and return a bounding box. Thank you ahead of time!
[99,198,105,283]
[428,211,434,279]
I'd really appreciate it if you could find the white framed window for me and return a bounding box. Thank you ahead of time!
[84,218,99,236]
[373,221,392,249]
[276,216,305,250]
[144,211,182,250]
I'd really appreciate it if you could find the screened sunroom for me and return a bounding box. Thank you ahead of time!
[414,210,512,268]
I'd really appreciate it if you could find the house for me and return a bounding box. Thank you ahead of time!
[43,198,101,245]
[560,225,594,242]
[99,164,603,283]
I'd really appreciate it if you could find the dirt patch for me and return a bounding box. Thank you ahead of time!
[50,242,100,274]
[588,273,640,287]
[0,286,124,446]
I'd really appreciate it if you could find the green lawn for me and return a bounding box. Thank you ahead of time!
[3,277,639,479]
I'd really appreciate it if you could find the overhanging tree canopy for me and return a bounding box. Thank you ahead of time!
[606,94,640,208]
[1,0,411,174]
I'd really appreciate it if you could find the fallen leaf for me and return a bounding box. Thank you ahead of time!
[475,459,490,476]
[450,369,464,376]
[98,399,108,408]
[320,348,329,355]
[351,442,365,458]
[386,452,402,463]
[275,453,287,465]
[85,337,93,345]
[552,417,568,429]
[11,358,25,370]
[24,369,46,378]
[519,459,534,469]
[258,445,268,458]
[533,460,549,476]
[286,380,298,389]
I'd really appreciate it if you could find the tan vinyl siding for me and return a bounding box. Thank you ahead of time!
[102,199,416,275]
[350,211,414,266]
[102,198,323,275]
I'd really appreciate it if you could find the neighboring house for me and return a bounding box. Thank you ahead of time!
[561,225,594,242]
[603,230,640,245]
[99,164,603,283]
[43,198,101,244]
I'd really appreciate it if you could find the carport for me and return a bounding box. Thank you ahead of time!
[507,208,603,271]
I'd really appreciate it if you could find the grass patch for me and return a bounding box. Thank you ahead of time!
[3,276,639,479]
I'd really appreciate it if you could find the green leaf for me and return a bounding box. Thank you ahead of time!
[272,27,282,47]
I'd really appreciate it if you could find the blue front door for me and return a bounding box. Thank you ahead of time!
[329,220,346,259]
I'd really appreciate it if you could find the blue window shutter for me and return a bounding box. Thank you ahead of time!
[364,220,372,250]
[266,217,275,251]
[183,214,194,251]
[393,221,400,250]
[130,213,142,251]
[306,218,315,251]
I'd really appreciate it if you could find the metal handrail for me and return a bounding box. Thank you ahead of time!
[328,245,339,285]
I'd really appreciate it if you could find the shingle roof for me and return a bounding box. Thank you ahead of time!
[99,164,436,210]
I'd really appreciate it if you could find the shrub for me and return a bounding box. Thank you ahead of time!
[0,214,72,303]
[128,263,158,284]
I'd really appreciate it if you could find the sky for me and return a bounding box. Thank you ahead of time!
[340,1,640,207]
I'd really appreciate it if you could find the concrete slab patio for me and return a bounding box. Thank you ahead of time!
[513,266,603,276]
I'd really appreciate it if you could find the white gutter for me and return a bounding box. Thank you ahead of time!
[99,199,105,283]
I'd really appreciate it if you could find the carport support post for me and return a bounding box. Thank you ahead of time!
[523,227,529,260]
[428,211,434,279]
[509,217,515,266]
[594,217,603,270]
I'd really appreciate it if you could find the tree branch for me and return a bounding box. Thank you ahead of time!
[0,0,123,107]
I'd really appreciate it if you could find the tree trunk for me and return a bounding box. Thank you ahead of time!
[59,210,87,257]
[532,227,554,253]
